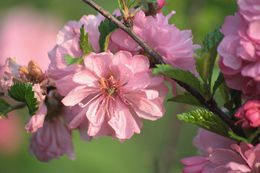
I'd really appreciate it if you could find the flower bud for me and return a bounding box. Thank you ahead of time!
[28,60,43,79]
[18,66,29,78]
[235,100,260,128]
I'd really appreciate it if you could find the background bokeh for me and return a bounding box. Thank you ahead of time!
[0,0,237,172]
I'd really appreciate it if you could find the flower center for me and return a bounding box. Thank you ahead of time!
[99,75,118,96]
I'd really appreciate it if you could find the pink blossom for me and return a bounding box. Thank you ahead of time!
[235,99,260,128]
[29,118,75,162]
[0,8,60,71]
[48,14,104,79]
[181,129,260,173]
[111,10,200,72]
[238,0,260,21]
[192,129,235,155]
[0,58,49,133]
[60,51,168,140]
[25,103,47,133]
[218,1,260,98]
[181,129,235,173]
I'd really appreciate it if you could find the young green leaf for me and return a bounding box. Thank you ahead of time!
[195,28,224,94]
[212,72,224,96]
[0,99,12,118]
[177,109,229,137]
[201,28,224,54]
[99,18,118,52]
[168,92,204,107]
[79,25,94,55]
[153,64,203,95]
[8,82,39,115]
[64,55,84,66]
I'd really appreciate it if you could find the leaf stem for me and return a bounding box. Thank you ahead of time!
[81,0,245,137]
[248,129,260,144]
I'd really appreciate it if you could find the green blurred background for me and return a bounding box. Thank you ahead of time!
[0,0,237,172]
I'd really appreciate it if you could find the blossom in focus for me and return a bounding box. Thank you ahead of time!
[30,118,75,162]
[235,99,260,128]
[60,51,168,140]
[48,14,103,80]
[0,8,60,71]
[111,10,200,72]
[218,0,260,98]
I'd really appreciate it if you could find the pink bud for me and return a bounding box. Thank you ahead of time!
[235,100,260,128]
[157,0,166,12]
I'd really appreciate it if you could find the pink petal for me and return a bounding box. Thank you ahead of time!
[108,97,141,139]
[209,149,246,165]
[25,104,47,133]
[248,20,260,42]
[62,86,97,106]
[73,69,98,86]
[125,91,164,120]
[180,156,208,165]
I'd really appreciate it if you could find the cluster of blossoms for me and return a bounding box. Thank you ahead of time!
[218,0,260,130]
[0,0,200,162]
[218,0,260,98]
[1,0,260,171]
[182,0,260,172]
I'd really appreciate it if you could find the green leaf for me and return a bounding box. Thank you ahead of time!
[201,28,224,54]
[99,18,118,52]
[168,92,204,107]
[212,72,224,96]
[79,25,94,55]
[0,99,12,118]
[64,55,84,66]
[195,28,224,93]
[153,64,203,95]
[177,109,229,137]
[8,83,39,115]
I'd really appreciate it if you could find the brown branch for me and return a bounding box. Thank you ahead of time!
[81,0,244,137]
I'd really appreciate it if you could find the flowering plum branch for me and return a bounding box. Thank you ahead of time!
[81,0,244,136]
[1,0,260,170]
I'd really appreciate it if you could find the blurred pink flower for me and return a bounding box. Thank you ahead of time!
[60,51,168,140]
[192,129,234,155]
[0,8,60,71]
[182,129,260,172]
[0,8,77,161]
[30,118,75,162]
[0,113,23,155]
[48,14,103,80]
[0,58,49,133]
[218,1,260,98]
[181,129,235,173]
[111,10,200,72]
[235,99,260,128]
